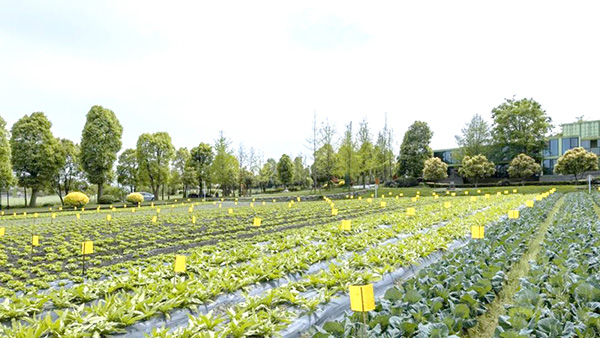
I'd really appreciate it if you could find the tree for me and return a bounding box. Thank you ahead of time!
[190,143,213,196]
[312,120,337,188]
[80,105,123,202]
[554,147,599,181]
[507,153,541,184]
[337,122,359,189]
[357,118,374,188]
[398,121,433,178]
[258,161,275,192]
[54,139,81,204]
[491,97,553,161]
[455,114,491,159]
[423,157,448,182]
[173,148,191,197]
[292,156,308,187]
[210,132,239,196]
[10,112,62,207]
[136,132,175,198]
[117,149,138,193]
[0,116,13,208]
[458,154,496,187]
[277,154,294,188]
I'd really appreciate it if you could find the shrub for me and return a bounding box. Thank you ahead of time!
[126,193,144,204]
[63,192,90,207]
[98,195,115,204]
[187,193,199,198]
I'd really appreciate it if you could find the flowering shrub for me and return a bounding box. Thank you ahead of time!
[126,193,144,204]
[64,192,90,207]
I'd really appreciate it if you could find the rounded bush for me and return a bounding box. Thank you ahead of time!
[98,195,116,204]
[126,193,144,204]
[64,192,90,207]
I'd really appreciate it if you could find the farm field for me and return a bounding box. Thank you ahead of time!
[0,188,590,337]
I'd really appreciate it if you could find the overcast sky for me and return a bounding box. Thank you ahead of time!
[1,1,599,161]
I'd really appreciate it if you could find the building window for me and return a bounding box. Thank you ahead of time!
[581,139,600,155]
[543,159,556,175]
[562,137,578,154]
[544,139,558,157]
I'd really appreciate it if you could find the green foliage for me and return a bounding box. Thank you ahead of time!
[125,193,143,204]
[10,112,62,207]
[210,132,239,196]
[508,154,541,181]
[422,157,448,181]
[63,192,90,207]
[336,122,359,185]
[458,154,496,186]
[190,143,213,191]
[54,139,81,201]
[136,132,175,198]
[357,118,375,187]
[0,115,14,191]
[292,156,310,188]
[80,105,123,201]
[277,154,294,187]
[491,97,553,161]
[455,114,491,160]
[116,149,138,192]
[98,195,116,204]
[397,121,433,178]
[313,121,338,187]
[554,147,599,180]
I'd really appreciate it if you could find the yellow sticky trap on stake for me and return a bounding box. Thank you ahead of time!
[451,193,456,197]
[131,208,136,213]
[32,235,39,246]
[464,191,469,195]
[0,227,4,237]
[471,225,485,239]
[234,202,238,206]
[444,202,451,209]
[513,189,518,193]
[48,207,52,211]
[23,212,27,216]
[366,198,372,203]
[106,214,112,222]
[470,196,477,202]
[349,284,375,312]
[508,210,520,219]
[191,216,196,224]
[400,193,403,197]
[174,255,186,273]
[152,216,157,223]
[477,189,481,194]
[526,200,534,208]
[96,206,100,212]
[218,203,222,208]
[0,211,3,216]
[76,213,80,220]
[331,208,338,216]
[51,213,56,219]
[273,199,276,203]
[380,201,386,208]
[358,196,362,200]
[497,192,502,196]
[252,198,256,202]
[157,208,161,213]
[59,207,62,211]
[340,219,351,231]
[485,193,490,199]
[504,190,509,195]
[406,207,416,216]
[434,195,439,200]
[262,201,266,205]
[253,217,262,226]
[34,213,38,218]
[411,197,417,203]
[228,208,233,214]
[81,241,93,255]
[188,207,193,213]
[250,203,254,208]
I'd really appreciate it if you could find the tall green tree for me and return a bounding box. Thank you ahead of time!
[277,154,294,188]
[507,153,541,184]
[136,132,175,198]
[190,143,213,196]
[80,105,123,202]
[554,147,599,181]
[422,157,448,182]
[458,154,496,187]
[10,112,62,207]
[292,156,308,187]
[491,97,553,161]
[210,132,239,196]
[312,121,337,187]
[455,114,491,159]
[397,121,434,178]
[357,118,374,188]
[0,116,13,208]
[116,149,138,193]
[173,147,191,197]
[54,139,81,204]
[337,122,359,188]
[258,160,275,192]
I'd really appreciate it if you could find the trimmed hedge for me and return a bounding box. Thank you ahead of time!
[64,192,90,207]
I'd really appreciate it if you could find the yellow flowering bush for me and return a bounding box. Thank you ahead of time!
[64,192,90,207]
[126,193,144,204]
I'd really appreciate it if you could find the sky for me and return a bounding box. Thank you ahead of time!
[1,1,600,161]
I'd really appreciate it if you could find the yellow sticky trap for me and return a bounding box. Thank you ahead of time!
[508,210,520,219]
[504,190,509,195]
[59,207,62,211]
[157,208,161,213]
[470,196,477,202]
[123,204,127,208]
[262,201,266,205]
[477,189,481,194]
[51,213,56,219]
[132,208,136,213]
[151,202,155,207]
[497,192,502,196]
[380,201,387,208]
[464,191,469,195]
[513,189,517,193]
[76,213,80,220]
[221,198,224,202]
[411,197,417,203]
[32,235,39,246]
[526,200,534,208]
[96,206,100,212]
[250,203,254,208]
[471,225,485,239]
[252,198,256,202]
[234,202,238,206]
[48,207,52,211]
[400,193,403,197]
[0,211,3,216]
[174,255,186,273]
[106,214,112,222]
[446,191,450,195]
[218,203,222,208]
[451,193,456,197]
[434,195,439,200]
[406,207,416,216]
[192,216,196,224]
[340,219,351,231]
[273,199,276,203]
[228,208,233,214]
[81,241,93,255]
[253,217,262,226]
[187,198,190,202]
[358,196,362,200]
[331,208,338,216]
[23,212,27,216]
[444,202,451,209]
[152,216,157,223]
[34,213,38,218]
[188,207,193,213]
[0,227,4,237]
[349,284,375,312]
[485,194,490,199]
[288,203,292,208]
